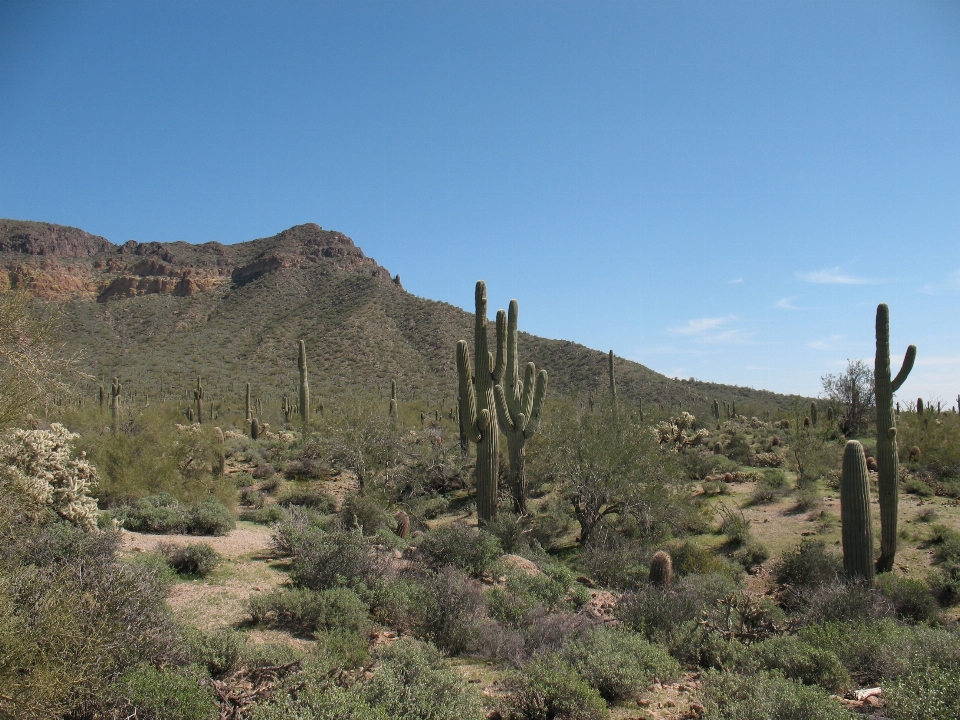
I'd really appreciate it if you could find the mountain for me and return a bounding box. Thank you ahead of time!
[0,219,808,416]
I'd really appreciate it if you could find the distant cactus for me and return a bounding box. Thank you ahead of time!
[841,440,875,583]
[608,350,617,411]
[110,377,122,431]
[874,303,916,573]
[908,446,921,461]
[811,402,818,427]
[803,416,811,428]
[281,394,293,424]
[456,281,506,524]
[493,299,548,515]
[827,406,835,422]
[771,436,781,447]
[917,398,923,414]
[193,376,204,424]
[732,401,737,417]
[713,441,723,454]
[298,340,310,422]
[390,380,398,419]
[251,417,261,441]
[713,399,720,420]
[395,510,410,539]
[214,426,226,477]
[245,382,252,422]
[98,385,105,411]
[649,550,673,588]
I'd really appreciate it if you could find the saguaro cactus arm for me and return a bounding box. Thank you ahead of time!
[891,345,917,392]
[456,340,483,443]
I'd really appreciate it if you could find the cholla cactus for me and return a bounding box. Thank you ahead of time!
[653,412,709,452]
[0,423,100,531]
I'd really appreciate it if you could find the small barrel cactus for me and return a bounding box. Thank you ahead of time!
[649,550,673,588]
[395,510,410,539]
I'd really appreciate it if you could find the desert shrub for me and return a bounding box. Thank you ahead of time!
[183,626,243,678]
[364,576,429,634]
[504,653,608,720]
[487,566,570,624]
[775,539,841,589]
[270,505,326,556]
[917,506,938,522]
[723,433,754,464]
[277,487,335,512]
[885,661,960,720]
[259,475,281,493]
[115,494,234,535]
[0,523,184,717]
[795,579,894,625]
[247,586,370,637]
[561,626,680,700]
[928,524,960,563]
[249,685,385,720]
[669,539,738,578]
[363,639,486,720]
[717,503,750,546]
[252,462,277,479]
[239,488,264,507]
[528,495,573,550]
[408,493,450,520]
[233,471,256,488]
[905,476,935,497]
[159,541,222,577]
[239,504,285,524]
[731,540,770,569]
[289,527,382,591]
[107,663,216,720]
[928,561,960,605]
[341,492,392,534]
[580,536,650,589]
[749,484,777,505]
[414,565,486,654]
[418,523,502,577]
[797,618,960,685]
[484,511,534,554]
[744,635,849,691]
[792,483,823,512]
[876,573,940,623]
[700,669,851,720]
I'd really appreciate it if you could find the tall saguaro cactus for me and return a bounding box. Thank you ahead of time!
[110,377,122,431]
[874,303,916,573]
[608,350,617,411]
[840,440,875,582]
[494,300,548,514]
[194,376,204,424]
[298,340,310,423]
[456,281,506,524]
[390,380,398,419]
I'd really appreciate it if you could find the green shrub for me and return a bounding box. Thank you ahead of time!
[115,494,235,535]
[183,626,243,678]
[484,511,534,554]
[505,653,608,720]
[877,573,940,623]
[700,669,851,720]
[248,685,386,720]
[905,477,935,497]
[745,635,849,692]
[792,483,823,512]
[289,527,382,591]
[418,523,502,577]
[561,626,680,700]
[247,586,370,637]
[108,663,216,720]
[278,488,335,511]
[776,539,841,589]
[415,566,486,654]
[885,661,960,720]
[580,538,650,590]
[731,541,770,569]
[795,579,894,625]
[341,492,392,534]
[669,540,739,578]
[159,542,222,577]
[929,524,960,563]
[270,505,326,556]
[363,639,485,720]
[928,561,960,605]
[239,504,285,524]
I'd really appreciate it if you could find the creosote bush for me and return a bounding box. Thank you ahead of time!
[247,586,371,637]
[418,522,502,576]
[159,541,222,576]
[113,493,235,535]
[504,653,609,720]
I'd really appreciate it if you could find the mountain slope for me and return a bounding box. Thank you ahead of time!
[1,219,808,416]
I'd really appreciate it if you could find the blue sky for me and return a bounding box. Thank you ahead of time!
[2,1,958,402]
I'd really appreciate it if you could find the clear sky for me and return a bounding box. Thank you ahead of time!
[2,1,958,402]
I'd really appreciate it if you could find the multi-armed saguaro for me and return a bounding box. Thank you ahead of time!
[298,340,310,422]
[456,280,506,524]
[493,299,548,515]
[874,303,916,573]
[840,440,874,582]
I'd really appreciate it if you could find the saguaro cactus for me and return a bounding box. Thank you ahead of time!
[456,280,506,524]
[811,402,818,427]
[245,383,252,422]
[608,350,617,411]
[214,426,226,477]
[390,380,398,419]
[194,376,204,424]
[493,299,548,514]
[298,340,310,422]
[874,303,916,573]
[841,440,875,582]
[110,377,122,431]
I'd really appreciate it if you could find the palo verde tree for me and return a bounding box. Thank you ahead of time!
[456,280,506,524]
[493,299,548,515]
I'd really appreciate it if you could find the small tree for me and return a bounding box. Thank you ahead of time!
[821,360,875,436]
[546,402,682,546]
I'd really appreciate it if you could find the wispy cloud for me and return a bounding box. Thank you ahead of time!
[920,269,960,295]
[796,267,878,285]
[670,316,733,336]
[915,355,960,367]
[728,277,743,284]
[807,334,844,351]
[776,297,800,309]
[669,315,754,344]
